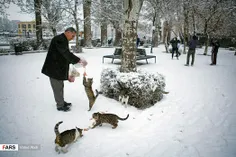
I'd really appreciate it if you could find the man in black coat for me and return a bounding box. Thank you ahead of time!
[42,27,87,112]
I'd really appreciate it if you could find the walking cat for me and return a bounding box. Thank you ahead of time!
[54,121,83,154]
[91,112,129,129]
[83,76,99,111]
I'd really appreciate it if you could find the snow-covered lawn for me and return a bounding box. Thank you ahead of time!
[0,45,235,157]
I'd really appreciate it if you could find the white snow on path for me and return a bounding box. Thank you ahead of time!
[0,45,236,157]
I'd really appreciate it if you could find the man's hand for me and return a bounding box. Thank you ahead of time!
[79,58,88,67]
[68,76,75,82]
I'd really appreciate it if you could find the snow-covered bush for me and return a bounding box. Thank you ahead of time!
[100,68,167,109]
[9,38,51,51]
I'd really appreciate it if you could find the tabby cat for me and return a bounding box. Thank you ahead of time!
[54,121,83,154]
[91,112,129,129]
[83,76,99,111]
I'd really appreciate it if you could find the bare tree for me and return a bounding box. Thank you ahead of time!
[0,0,22,15]
[100,0,108,46]
[120,0,144,73]
[34,0,43,47]
[41,0,63,36]
[193,0,227,55]
[83,0,92,47]
[143,0,162,47]
[20,0,63,40]
[63,0,83,52]
[91,0,124,46]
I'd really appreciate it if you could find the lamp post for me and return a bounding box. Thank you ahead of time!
[150,26,155,53]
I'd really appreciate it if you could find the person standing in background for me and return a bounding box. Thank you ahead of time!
[210,39,220,65]
[170,37,180,59]
[185,35,198,66]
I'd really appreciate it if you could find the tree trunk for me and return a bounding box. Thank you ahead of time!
[120,0,143,73]
[75,19,82,53]
[192,11,196,35]
[162,20,170,53]
[34,0,43,48]
[204,34,210,55]
[162,21,167,44]
[74,0,81,53]
[83,0,92,47]
[203,20,208,55]
[101,23,107,46]
[183,1,189,54]
[52,27,57,36]
[121,19,137,73]
[100,0,108,47]
[167,20,171,43]
[153,12,160,47]
[114,27,122,46]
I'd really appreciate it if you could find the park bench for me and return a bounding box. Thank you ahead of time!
[102,48,156,64]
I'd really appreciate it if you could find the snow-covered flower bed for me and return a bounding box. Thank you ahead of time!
[100,68,167,109]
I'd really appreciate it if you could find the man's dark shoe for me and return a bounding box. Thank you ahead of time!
[64,101,72,107]
[57,106,71,112]
[185,64,189,66]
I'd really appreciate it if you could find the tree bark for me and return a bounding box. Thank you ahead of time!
[153,12,160,47]
[83,0,92,47]
[120,0,143,73]
[34,0,43,48]
[74,0,81,52]
[162,20,171,53]
[100,0,108,47]
[203,20,209,55]
[183,1,189,54]
[101,23,107,46]
[114,27,122,46]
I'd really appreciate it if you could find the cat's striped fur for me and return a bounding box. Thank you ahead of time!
[91,112,129,129]
[54,121,83,154]
[83,76,99,111]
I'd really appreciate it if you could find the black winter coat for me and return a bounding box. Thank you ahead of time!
[41,33,80,80]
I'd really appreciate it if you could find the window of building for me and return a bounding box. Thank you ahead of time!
[22,24,26,29]
[28,24,31,28]
[18,24,20,28]
[33,24,36,28]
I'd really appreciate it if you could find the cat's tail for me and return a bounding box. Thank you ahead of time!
[54,121,63,136]
[95,89,99,98]
[161,90,169,94]
[117,114,129,121]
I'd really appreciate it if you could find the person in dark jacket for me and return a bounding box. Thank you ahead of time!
[41,27,87,112]
[185,35,198,66]
[210,39,220,65]
[136,35,140,47]
[170,37,180,59]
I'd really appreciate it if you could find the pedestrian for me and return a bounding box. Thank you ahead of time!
[232,38,236,56]
[185,35,198,66]
[41,27,88,112]
[210,39,220,65]
[170,37,180,59]
[136,35,140,47]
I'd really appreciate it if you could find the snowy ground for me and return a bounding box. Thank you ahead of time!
[0,45,236,157]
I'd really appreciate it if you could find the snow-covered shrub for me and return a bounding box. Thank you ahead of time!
[9,38,51,51]
[100,68,167,109]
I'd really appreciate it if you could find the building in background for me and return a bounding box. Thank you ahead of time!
[18,21,36,37]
